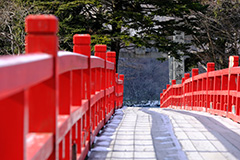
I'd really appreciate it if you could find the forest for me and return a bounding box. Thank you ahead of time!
[0,0,239,103]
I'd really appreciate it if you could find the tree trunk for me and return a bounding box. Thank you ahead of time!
[111,40,120,73]
[111,1,122,73]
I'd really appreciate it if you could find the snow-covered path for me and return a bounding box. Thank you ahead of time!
[88,107,240,160]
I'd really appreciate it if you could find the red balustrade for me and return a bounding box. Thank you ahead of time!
[160,56,240,123]
[0,15,124,160]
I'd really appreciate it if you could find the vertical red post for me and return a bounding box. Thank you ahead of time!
[160,93,163,108]
[119,74,124,107]
[237,74,240,122]
[73,34,91,56]
[171,80,176,107]
[228,56,239,68]
[107,51,116,111]
[107,51,116,88]
[72,34,87,107]
[95,45,107,92]
[227,56,239,117]
[181,77,185,109]
[206,63,215,112]
[25,15,59,159]
[166,84,170,90]
[207,63,215,72]
[182,77,185,83]
[107,51,116,63]
[94,45,107,122]
[184,73,190,79]
[0,92,26,160]
[115,73,119,108]
[184,73,190,109]
[172,79,176,85]
[95,45,107,91]
[191,68,198,110]
[73,34,91,148]
[192,68,199,77]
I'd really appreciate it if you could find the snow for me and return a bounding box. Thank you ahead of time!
[89,107,125,155]
[155,136,171,140]
[124,100,160,107]
[91,146,111,151]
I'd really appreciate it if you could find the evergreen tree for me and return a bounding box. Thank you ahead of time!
[22,0,206,71]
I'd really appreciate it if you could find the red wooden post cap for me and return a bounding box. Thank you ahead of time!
[182,77,185,83]
[229,56,239,68]
[119,74,124,80]
[95,45,107,52]
[73,34,91,45]
[167,84,170,89]
[184,73,190,79]
[94,45,107,59]
[172,80,176,85]
[107,51,116,63]
[73,34,91,56]
[163,89,166,93]
[25,14,58,34]
[192,68,199,77]
[207,63,215,72]
[107,51,116,58]
[160,93,163,97]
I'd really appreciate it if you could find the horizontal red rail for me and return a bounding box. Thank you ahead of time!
[0,54,53,99]
[0,15,124,160]
[58,51,88,73]
[160,55,240,123]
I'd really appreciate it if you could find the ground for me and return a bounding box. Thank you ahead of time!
[88,107,240,160]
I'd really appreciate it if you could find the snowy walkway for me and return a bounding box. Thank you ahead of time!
[88,107,240,160]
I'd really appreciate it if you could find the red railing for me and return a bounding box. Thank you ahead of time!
[160,56,240,123]
[0,15,124,160]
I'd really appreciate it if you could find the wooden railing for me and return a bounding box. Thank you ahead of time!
[0,15,124,160]
[160,56,240,123]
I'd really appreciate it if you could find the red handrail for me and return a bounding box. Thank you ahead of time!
[0,15,124,160]
[160,55,240,123]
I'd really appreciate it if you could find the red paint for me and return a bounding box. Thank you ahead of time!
[0,14,124,160]
[160,56,240,123]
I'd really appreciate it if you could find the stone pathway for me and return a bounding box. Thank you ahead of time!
[155,108,240,160]
[88,107,240,160]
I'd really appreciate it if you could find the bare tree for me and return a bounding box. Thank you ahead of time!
[0,1,35,55]
[187,1,240,69]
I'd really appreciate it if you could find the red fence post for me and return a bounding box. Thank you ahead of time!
[72,34,91,157]
[191,68,198,110]
[160,55,240,123]
[115,73,119,108]
[171,80,176,107]
[206,63,215,112]
[160,93,163,107]
[227,56,239,117]
[94,45,107,123]
[172,80,176,85]
[0,92,26,160]
[73,34,91,153]
[183,73,190,110]
[163,89,166,108]
[107,51,116,111]
[119,74,124,107]
[25,15,59,159]
[73,34,91,106]
[167,84,170,89]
